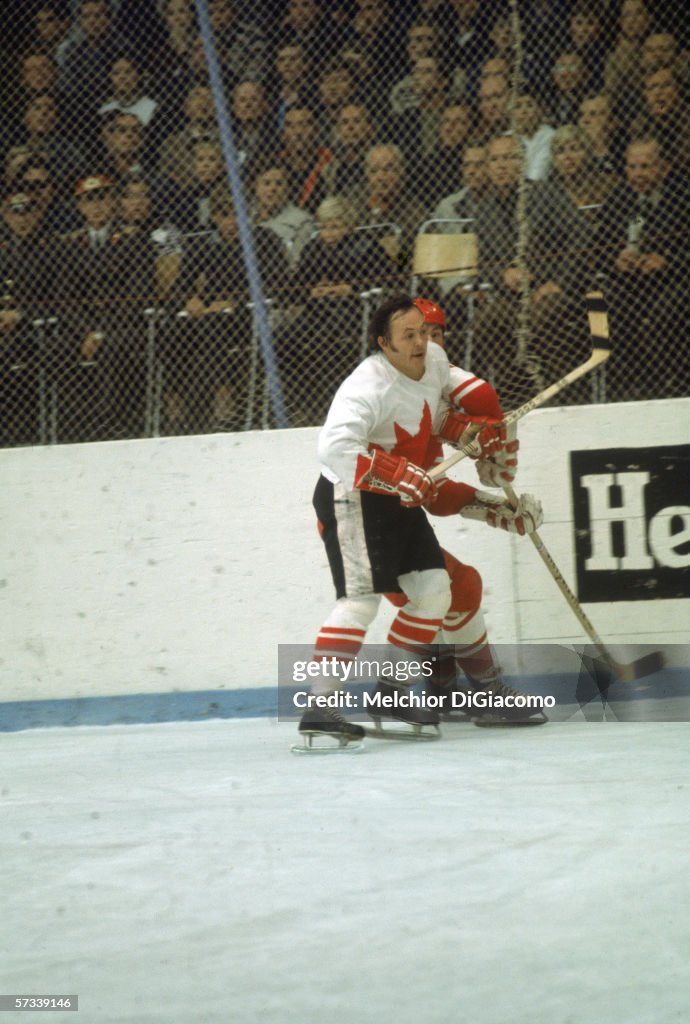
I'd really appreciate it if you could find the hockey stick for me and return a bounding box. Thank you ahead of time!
[502,483,665,682]
[429,291,611,482]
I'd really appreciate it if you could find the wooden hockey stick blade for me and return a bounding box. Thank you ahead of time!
[503,484,665,684]
[429,291,610,481]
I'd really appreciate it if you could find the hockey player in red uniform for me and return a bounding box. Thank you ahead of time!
[297,294,545,750]
[402,296,544,722]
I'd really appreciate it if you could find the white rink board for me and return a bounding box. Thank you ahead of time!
[1,398,688,703]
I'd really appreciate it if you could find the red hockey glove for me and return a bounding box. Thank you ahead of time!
[355,450,437,507]
[438,410,506,458]
[460,490,543,535]
[475,420,519,486]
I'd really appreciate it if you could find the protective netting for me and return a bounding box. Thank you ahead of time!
[1,0,688,446]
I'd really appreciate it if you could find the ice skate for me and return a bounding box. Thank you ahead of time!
[464,673,548,727]
[428,677,476,722]
[365,678,441,741]
[292,706,366,754]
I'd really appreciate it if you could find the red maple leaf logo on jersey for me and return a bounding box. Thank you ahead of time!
[389,401,434,468]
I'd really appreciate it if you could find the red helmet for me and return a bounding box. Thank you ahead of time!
[414,297,446,329]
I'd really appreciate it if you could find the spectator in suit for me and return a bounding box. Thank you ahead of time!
[166,185,290,432]
[32,4,72,64]
[19,51,60,95]
[345,143,426,270]
[270,43,318,131]
[0,189,56,444]
[278,0,347,74]
[17,51,60,105]
[388,21,466,117]
[468,133,540,406]
[476,56,509,89]
[314,62,358,142]
[4,93,85,189]
[566,3,610,92]
[413,102,472,201]
[59,0,133,142]
[206,0,268,88]
[283,194,392,423]
[95,109,152,182]
[578,92,626,174]
[469,74,509,145]
[116,173,182,300]
[98,55,161,133]
[639,31,690,91]
[432,141,486,224]
[630,65,690,174]
[57,173,156,438]
[166,139,225,234]
[596,135,689,399]
[279,107,333,213]
[447,0,491,84]
[345,0,406,95]
[526,124,619,394]
[251,156,315,267]
[604,0,652,124]
[387,55,450,162]
[321,103,375,197]
[157,84,219,189]
[6,158,77,235]
[546,51,591,126]
[1,52,59,151]
[150,0,198,107]
[230,79,274,172]
[485,14,513,67]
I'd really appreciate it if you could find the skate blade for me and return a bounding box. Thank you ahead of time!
[472,713,548,728]
[291,731,365,754]
[364,719,441,742]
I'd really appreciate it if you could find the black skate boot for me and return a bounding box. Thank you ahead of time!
[427,676,476,721]
[465,672,548,727]
[425,648,475,721]
[293,706,366,754]
[366,678,441,740]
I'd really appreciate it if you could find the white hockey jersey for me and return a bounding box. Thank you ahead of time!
[318,343,489,489]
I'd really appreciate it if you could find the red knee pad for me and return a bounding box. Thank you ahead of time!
[444,551,483,617]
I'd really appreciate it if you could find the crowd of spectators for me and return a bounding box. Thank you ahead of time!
[0,0,688,443]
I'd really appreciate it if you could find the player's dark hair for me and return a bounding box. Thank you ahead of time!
[369,293,417,350]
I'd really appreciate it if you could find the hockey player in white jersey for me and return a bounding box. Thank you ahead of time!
[297,294,545,750]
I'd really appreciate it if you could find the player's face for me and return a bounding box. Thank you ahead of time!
[379,307,427,380]
[423,323,445,348]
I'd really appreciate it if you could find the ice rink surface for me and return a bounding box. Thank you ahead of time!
[1,716,689,1024]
